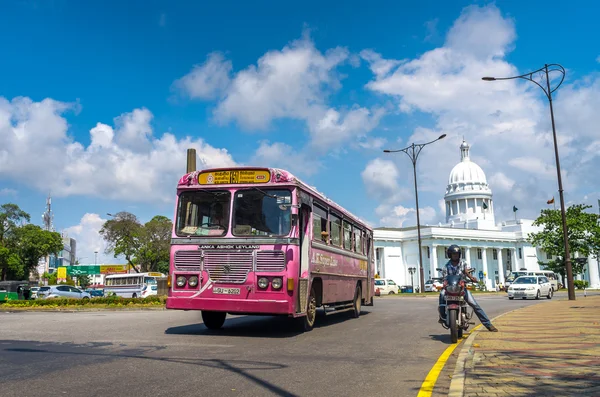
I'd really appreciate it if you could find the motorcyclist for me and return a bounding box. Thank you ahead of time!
[438,244,498,332]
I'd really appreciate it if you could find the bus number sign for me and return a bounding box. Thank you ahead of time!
[198,170,271,185]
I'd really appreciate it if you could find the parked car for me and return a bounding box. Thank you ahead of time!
[30,286,40,299]
[507,276,553,300]
[374,279,399,295]
[140,284,158,298]
[37,285,91,300]
[85,289,104,298]
[424,278,444,292]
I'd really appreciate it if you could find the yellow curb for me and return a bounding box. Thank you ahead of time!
[416,327,476,397]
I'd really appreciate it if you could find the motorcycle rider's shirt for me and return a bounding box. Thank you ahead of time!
[441,259,471,280]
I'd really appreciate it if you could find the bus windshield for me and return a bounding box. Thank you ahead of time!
[233,188,292,236]
[176,190,231,236]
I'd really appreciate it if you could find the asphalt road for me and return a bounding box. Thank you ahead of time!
[1,293,584,397]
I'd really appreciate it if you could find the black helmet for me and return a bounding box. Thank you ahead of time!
[447,244,461,258]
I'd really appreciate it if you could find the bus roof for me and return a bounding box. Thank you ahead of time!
[177,167,372,231]
[105,272,164,278]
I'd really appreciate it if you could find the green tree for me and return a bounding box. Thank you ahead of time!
[137,215,172,272]
[528,204,600,282]
[99,212,142,273]
[77,275,92,289]
[43,271,57,285]
[0,203,31,280]
[14,224,63,278]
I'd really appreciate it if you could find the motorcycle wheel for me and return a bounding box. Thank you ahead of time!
[449,310,458,343]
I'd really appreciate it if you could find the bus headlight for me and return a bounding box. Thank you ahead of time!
[271,277,283,289]
[188,276,199,287]
[258,277,269,289]
[176,276,187,287]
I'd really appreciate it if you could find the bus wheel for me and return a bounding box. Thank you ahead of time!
[299,286,317,332]
[351,285,362,318]
[202,311,226,330]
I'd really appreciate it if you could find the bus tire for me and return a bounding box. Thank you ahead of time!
[351,285,362,318]
[299,285,317,332]
[202,311,226,330]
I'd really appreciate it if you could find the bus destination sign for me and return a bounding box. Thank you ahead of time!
[199,244,261,250]
[198,170,271,185]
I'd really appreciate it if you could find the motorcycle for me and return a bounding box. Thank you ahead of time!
[440,271,475,343]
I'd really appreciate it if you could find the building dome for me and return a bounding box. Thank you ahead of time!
[444,139,495,226]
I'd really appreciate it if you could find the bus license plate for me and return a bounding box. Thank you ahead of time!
[213,287,240,295]
[446,295,463,301]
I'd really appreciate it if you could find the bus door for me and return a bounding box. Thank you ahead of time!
[297,203,311,314]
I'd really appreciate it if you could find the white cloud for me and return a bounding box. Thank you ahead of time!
[488,172,515,192]
[175,33,384,151]
[361,158,403,201]
[0,188,17,197]
[596,55,600,63]
[0,97,237,203]
[64,213,118,265]
[358,136,387,150]
[375,203,437,227]
[250,140,322,177]
[172,52,232,100]
[360,3,600,222]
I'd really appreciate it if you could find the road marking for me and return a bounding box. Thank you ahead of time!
[417,325,482,397]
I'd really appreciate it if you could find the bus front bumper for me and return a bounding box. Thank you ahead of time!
[166,296,292,314]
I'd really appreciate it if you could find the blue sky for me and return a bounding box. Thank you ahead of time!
[1,0,600,264]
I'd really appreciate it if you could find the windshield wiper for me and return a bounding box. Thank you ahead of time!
[250,187,279,199]
[200,190,229,197]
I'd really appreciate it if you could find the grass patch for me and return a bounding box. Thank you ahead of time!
[0,295,167,310]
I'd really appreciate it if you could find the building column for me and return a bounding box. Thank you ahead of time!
[430,244,438,279]
[481,247,491,290]
[512,248,519,271]
[497,248,505,285]
[588,256,600,289]
[464,246,472,267]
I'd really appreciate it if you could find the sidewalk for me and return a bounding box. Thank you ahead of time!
[449,295,600,397]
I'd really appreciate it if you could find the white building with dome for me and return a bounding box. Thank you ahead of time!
[374,139,600,290]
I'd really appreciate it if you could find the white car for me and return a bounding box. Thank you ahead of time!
[374,279,399,295]
[507,276,553,300]
[37,285,91,300]
[424,278,444,292]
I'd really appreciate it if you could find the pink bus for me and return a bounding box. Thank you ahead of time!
[166,167,375,331]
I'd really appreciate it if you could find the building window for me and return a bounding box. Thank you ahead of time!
[518,248,522,259]
[492,249,498,260]
[477,248,482,260]
[546,252,553,260]
[426,246,430,258]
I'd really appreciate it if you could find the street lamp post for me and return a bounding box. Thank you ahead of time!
[94,251,98,266]
[384,134,447,294]
[408,266,416,293]
[482,64,575,300]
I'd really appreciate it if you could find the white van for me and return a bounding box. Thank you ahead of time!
[527,271,559,291]
[374,279,399,295]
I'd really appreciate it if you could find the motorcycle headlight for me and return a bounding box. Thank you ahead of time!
[176,276,186,287]
[188,276,199,287]
[446,285,461,293]
[271,277,283,289]
[258,277,269,289]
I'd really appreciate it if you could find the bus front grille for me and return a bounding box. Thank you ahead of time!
[256,251,286,272]
[203,251,253,284]
[174,251,202,270]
